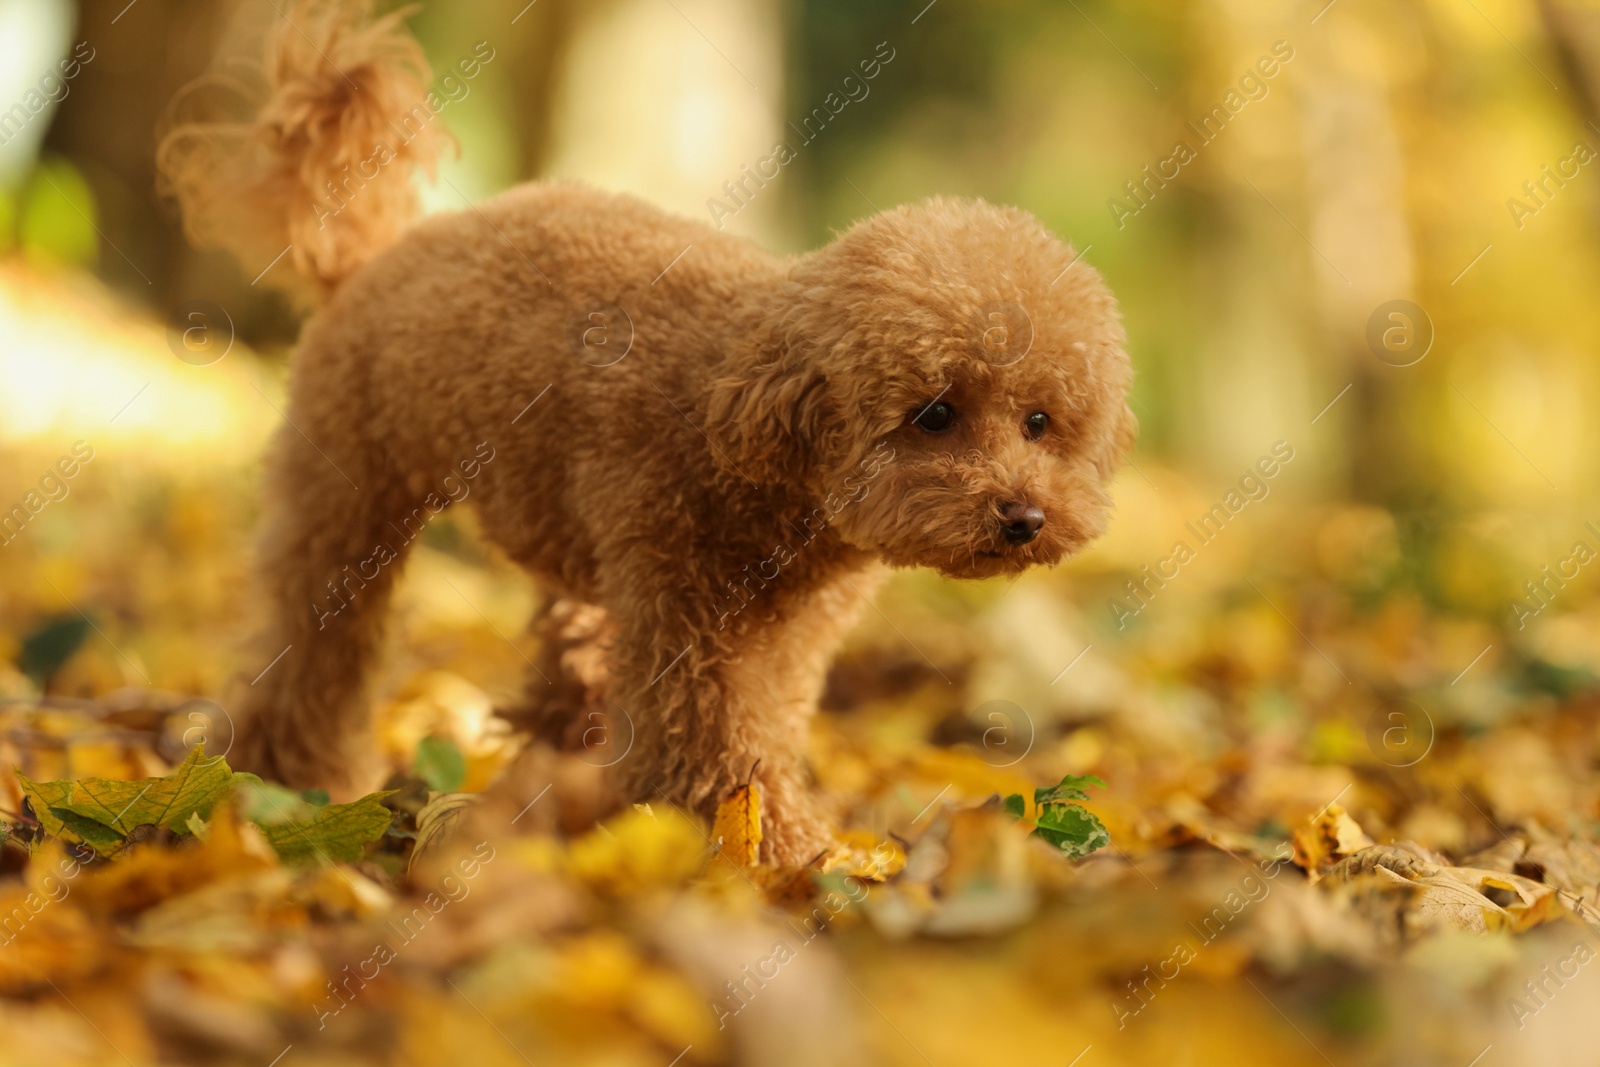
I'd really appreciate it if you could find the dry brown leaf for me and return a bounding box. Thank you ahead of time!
[1291,804,1374,882]
[1359,851,1565,935]
[1518,827,1600,926]
[1373,866,1510,934]
[410,791,481,873]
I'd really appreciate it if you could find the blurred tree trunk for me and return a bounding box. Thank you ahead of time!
[538,0,786,244]
[45,0,574,347]
[42,0,229,314]
[409,0,576,191]
[1536,0,1600,131]
[510,1,575,181]
[1291,10,1419,510]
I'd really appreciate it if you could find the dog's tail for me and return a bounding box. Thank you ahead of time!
[157,0,448,299]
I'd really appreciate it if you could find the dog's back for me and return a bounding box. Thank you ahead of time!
[300,179,785,591]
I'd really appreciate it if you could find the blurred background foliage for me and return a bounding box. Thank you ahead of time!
[3,0,1598,685]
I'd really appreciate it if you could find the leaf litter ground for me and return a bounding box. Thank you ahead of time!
[3,453,1600,1064]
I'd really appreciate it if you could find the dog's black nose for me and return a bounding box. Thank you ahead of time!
[999,501,1045,545]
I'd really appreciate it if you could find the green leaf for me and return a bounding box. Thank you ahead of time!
[232,774,318,826]
[1003,793,1026,819]
[18,744,233,847]
[258,792,396,865]
[18,613,91,685]
[45,808,126,854]
[15,748,396,866]
[1034,773,1106,807]
[1031,802,1110,859]
[413,736,466,791]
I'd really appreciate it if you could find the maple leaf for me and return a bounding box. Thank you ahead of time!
[254,791,396,865]
[17,744,234,852]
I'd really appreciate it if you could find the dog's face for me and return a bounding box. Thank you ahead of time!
[709,198,1134,580]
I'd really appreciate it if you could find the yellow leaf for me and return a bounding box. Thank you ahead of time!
[1291,804,1373,881]
[71,802,277,915]
[629,962,723,1053]
[554,931,639,1008]
[710,780,762,868]
[822,829,906,881]
[567,806,706,895]
[0,851,103,991]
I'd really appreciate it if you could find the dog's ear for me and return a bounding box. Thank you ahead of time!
[705,352,831,487]
[1093,402,1138,483]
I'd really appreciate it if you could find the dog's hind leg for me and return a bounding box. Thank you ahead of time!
[228,420,413,793]
[498,597,617,752]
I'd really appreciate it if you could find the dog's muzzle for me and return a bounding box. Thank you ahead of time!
[999,501,1045,545]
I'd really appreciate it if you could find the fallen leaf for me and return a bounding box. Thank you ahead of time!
[1292,804,1374,881]
[567,806,707,896]
[70,803,278,915]
[1003,773,1111,859]
[0,882,102,994]
[1339,844,1565,935]
[257,791,395,865]
[411,791,480,872]
[711,779,762,868]
[414,736,467,792]
[17,744,233,851]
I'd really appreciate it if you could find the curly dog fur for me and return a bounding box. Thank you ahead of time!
[160,0,1134,863]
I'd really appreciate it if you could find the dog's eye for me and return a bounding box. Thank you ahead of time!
[1024,412,1049,440]
[913,401,956,433]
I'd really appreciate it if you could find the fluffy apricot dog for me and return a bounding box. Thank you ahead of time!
[160,0,1134,863]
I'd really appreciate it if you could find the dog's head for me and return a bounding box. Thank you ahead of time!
[707,197,1134,580]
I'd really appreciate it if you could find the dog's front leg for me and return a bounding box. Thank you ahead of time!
[607,616,835,867]
[605,564,882,866]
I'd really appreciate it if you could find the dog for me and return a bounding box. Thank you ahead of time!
[158,0,1135,864]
